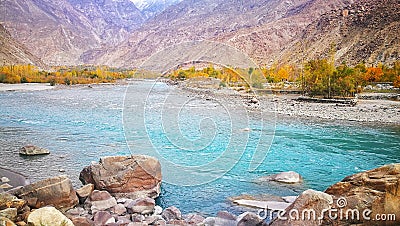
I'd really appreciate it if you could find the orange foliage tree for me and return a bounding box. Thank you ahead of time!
[364,67,384,83]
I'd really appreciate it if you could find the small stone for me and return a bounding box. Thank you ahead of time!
[1,177,10,183]
[167,219,187,225]
[0,183,13,189]
[116,215,131,221]
[125,197,155,215]
[127,223,147,226]
[203,217,215,225]
[70,216,95,226]
[184,213,205,224]
[162,206,182,221]
[116,217,132,225]
[237,212,266,226]
[260,171,302,184]
[153,205,163,215]
[93,211,115,225]
[144,215,160,224]
[111,203,126,215]
[89,190,117,213]
[59,169,65,172]
[217,211,236,221]
[0,217,16,226]
[0,208,17,221]
[131,213,145,222]
[76,184,94,203]
[19,145,50,156]
[117,198,130,204]
[0,193,26,211]
[66,207,86,216]
[249,97,259,104]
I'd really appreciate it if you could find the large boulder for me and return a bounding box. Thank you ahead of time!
[9,175,78,211]
[324,163,400,225]
[19,145,50,156]
[80,155,162,199]
[270,189,333,226]
[27,206,74,226]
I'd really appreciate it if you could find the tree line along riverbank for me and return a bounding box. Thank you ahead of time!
[1,59,399,98]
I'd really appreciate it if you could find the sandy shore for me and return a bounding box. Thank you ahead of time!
[0,83,56,92]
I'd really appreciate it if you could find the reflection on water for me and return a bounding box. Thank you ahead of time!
[0,81,399,215]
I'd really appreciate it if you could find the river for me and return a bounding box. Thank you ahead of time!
[1,80,399,216]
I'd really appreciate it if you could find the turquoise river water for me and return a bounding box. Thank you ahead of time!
[0,81,399,216]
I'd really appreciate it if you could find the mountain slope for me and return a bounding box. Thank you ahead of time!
[0,24,46,67]
[68,0,145,44]
[93,0,351,67]
[1,0,143,65]
[94,0,399,68]
[278,0,400,66]
[91,0,319,66]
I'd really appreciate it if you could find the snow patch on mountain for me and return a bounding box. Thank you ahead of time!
[130,0,181,12]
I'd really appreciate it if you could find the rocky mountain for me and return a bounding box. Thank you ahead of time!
[2,0,398,67]
[90,0,349,67]
[1,0,144,65]
[0,24,46,67]
[68,0,145,43]
[92,0,399,68]
[278,0,400,66]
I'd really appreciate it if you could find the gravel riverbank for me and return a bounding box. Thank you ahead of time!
[177,84,400,125]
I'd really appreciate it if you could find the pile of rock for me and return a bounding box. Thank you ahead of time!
[2,154,400,226]
[270,164,400,226]
[67,188,203,226]
[0,155,165,226]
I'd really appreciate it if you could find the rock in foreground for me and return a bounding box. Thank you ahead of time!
[27,206,74,226]
[19,145,50,156]
[324,163,400,225]
[80,155,162,199]
[9,175,78,211]
[270,189,333,226]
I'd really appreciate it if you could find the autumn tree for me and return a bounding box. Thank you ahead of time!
[304,59,335,97]
[364,67,384,83]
